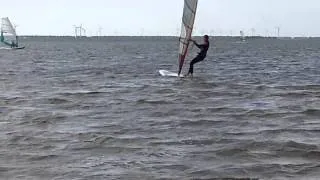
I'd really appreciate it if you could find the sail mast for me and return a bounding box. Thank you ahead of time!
[178,0,198,75]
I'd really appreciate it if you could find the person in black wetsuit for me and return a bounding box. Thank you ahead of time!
[187,35,210,77]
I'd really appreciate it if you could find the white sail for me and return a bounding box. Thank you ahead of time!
[178,0,198,75]
[1,17,18,47]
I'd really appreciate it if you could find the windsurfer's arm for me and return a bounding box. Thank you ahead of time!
[190,40,201,48]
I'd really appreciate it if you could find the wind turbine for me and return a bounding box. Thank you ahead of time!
[251,28,256,37]
[73,24,86,38]
[275,26,280,37]
[79,24,83,37]
[97,26,103,37]
[80,24,87,37]
[73,25,78,38]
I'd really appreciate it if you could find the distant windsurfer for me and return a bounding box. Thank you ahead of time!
[186,35,210,77]
[15,36,19,47]
[10,39,18,48]
[11,41,15,48]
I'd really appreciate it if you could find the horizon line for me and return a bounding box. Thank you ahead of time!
[17,35,320,38]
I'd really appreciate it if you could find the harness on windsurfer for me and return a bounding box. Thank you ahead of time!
[186,35,210,77]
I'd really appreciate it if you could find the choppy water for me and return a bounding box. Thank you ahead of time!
[1,37,320,180]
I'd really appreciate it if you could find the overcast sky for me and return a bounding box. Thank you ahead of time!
[2,0,320,36]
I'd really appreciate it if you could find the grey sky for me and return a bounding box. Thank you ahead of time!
[2,0,320,36]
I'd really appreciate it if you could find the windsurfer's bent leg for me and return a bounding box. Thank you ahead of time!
[187,56,204,75]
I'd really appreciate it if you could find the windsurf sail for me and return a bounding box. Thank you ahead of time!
[178,0,198,75]
[1,17,18,47]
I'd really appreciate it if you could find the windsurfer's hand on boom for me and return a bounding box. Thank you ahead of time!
[190,39,199,47]
[190,39,199,46]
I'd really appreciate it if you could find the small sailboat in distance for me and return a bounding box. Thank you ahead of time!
[159,0,198,77]
[240,30,246,42]
[1,17,25,50]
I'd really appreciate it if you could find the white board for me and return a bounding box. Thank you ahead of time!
[0,47,11,50]
[0,46,25,50]
[159,70,184,78]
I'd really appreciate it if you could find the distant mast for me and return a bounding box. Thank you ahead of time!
[276,27,280,38]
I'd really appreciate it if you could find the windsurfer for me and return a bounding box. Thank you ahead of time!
[186,35,210,77]
[11,41,15,48]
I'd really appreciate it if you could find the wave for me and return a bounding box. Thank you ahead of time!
[303,109,320,116]
[275,84,320,91]
[17,112,67,126]
[46,98,71,104]
[59,90,105,97]
[271,91,314,98]
[188,168,259,180]
[154,88,176,94]
[28,154,59,161]
[133,55,146,59]
[178,119,226,127]
[136,99,173,105]
[150,138,219,146]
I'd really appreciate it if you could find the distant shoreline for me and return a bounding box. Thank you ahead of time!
[19,35,317,38]
[18,36,319,40]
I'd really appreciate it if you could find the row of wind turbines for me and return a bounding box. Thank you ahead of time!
[72,25,281,37]
[191,27,281,37]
